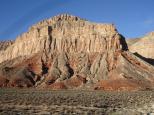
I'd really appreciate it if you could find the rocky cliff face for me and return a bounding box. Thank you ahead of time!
[0,14,127,63]
[0,14,154,91]
[128,32,154,59]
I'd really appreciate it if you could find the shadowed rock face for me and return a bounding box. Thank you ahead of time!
[0,14,154,91]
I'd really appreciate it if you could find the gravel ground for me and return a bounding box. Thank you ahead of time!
[0,89,154,115]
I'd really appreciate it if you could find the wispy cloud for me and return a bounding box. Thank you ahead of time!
[144,19,154,25]
[0,0,72,39]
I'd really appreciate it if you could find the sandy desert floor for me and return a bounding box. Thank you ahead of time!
[0,89,154,115]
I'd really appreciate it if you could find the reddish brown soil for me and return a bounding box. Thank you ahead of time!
[94,79,152,91]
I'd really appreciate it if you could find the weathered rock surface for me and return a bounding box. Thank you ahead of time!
[128,32,154,65]
[0,40,14,51]
[0,14,127,63]
[126,38,141,47]
[128,32,154,59]
[0,14,154,90]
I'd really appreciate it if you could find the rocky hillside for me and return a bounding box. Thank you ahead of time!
[128,32,154,65]
[0,14,154,91]
[126,38,141,47]
[128,32,154,59]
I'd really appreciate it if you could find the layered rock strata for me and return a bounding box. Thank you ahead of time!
[128,32,154,59]
[0,14,154,91]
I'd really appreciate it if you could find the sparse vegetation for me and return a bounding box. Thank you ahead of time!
[0,89,154,114]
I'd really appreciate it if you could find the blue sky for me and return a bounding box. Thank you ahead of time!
[0,0,154,40]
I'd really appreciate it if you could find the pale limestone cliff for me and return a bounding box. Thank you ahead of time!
[0,14,127,63]
[0,14,154,91]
